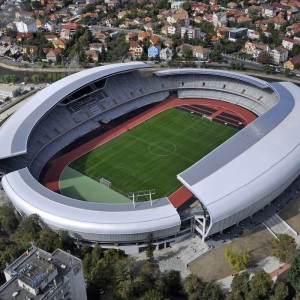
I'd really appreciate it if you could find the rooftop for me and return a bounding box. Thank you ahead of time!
[0,247,82,300]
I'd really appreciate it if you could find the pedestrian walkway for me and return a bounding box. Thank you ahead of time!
[132,235,209,279]
[216,256,285,294]
[263,214,297,238]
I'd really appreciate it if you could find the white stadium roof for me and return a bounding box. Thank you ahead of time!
[2,168,180,235]
[178,81,300,232]
[0,62,150,159]
[0,63,300,241]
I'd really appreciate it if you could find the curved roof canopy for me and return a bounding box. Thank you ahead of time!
[2,168,180,234]
[0,62,150,159]
[155,68,270,89]
[1,64,299,240]
[178,82,299,225]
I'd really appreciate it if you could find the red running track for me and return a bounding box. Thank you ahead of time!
[43,97,257,206]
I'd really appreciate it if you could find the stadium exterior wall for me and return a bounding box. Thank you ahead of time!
[0,63,300,251]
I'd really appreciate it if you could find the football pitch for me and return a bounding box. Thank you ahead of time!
[61,108,238,202]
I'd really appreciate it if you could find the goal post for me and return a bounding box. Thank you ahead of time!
[202,114,213,122]
[99,178,111,188]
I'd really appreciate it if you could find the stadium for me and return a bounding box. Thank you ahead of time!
[0,62,299,254]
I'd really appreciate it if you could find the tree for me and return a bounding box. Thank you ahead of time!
[291,44,300,58]
[263,64,276,74]
[36,227,61,252]
[182,3,191,12]
[114,256,136,283]
[140,262,160,284]
[139,289,165,300]
[249,269,273,299]
[116,279,135,299]
[210,49,222,62]
[227,272,250,300]
[257,51,272,64]
[184,274,220,300]
[0,207,19,235]
[288,257,300,292]
[184,274,204,299]
[270,281,289,300]
[146,233,155,262]
[163,270,181,295]
[225,244,250,272]
[202,282,220,300]
[12,214,42,248]
[183,47,193,60]
[271,234,296,263]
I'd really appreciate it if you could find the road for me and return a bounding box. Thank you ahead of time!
[88,25,142,35]
[221,54,263,71]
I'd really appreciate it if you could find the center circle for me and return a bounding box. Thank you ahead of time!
[148,141,177,156]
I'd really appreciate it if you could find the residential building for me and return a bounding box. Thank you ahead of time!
[16,19,37,33]
[192,45,210,60]
[245,5,263,16]
[46,48,62,62]
[0,246,87,300]
[125,32,138,42]
[229,28,248,41]
[129,41,144,57]
[85,50,99,62]
[138,31,151,41]
[22,45,38,55]
[272,12,287,30]
[150,36,160,45]
[160,47,173,61]
[167,8,189,26]
[45,21,57,32]
[284,55,300,70]
[171,1,185,10]
[0,84,21,98]
[16,32,33,42]
[237,15,253,25]
[294,36,300,45]
[60,28,71,40]
[148,45,160,58]
[89,43,107,53]
[227,2,238,9]
[52,38,68,50]
[243,41,269,59]
[95,31,110,43]
[167,24,178,35]
[180,26,203,39]
[248,29,260,40]
[263,4,277,17]
[270,46,289,65]
[282,37,294,50]
[212,12,227,28]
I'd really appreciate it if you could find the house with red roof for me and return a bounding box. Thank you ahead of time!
[46,48,62,62]
[282,37,294,50]
[284,55,300,69]
[129,41,144,57]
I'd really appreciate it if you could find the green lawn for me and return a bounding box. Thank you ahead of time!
[66,108,238,202]
[60,167,131,204]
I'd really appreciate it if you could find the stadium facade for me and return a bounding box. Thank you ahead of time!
[0,62,299,254]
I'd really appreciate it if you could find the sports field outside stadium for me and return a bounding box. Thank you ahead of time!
[59,108,238,203]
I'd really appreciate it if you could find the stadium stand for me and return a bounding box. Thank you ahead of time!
[2,64,293,254]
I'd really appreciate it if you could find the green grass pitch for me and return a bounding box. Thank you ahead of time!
[63,108,238,202]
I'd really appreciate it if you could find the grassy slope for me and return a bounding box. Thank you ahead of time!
[70,108,238,199]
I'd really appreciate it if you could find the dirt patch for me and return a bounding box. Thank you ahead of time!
[188,227,273,282]
[279,195,300,233]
